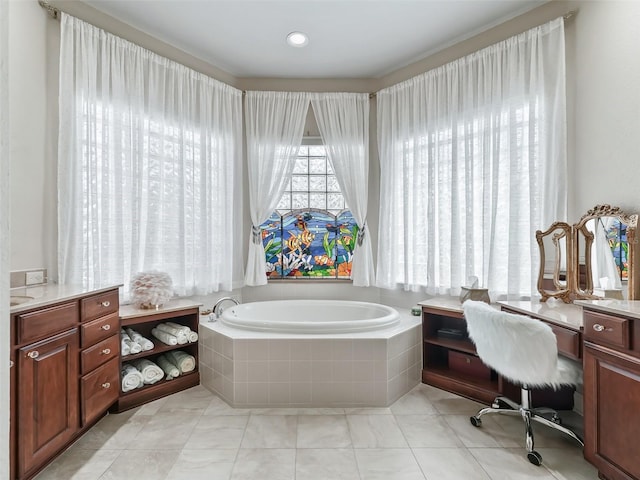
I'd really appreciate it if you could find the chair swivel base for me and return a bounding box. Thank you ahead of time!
[469,393,584,466]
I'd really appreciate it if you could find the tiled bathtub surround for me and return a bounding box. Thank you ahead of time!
[199,313,422,407]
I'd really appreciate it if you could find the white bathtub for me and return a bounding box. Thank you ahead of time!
[219,300,400,333]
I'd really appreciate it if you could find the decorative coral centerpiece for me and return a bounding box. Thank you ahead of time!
[129,271,174,309]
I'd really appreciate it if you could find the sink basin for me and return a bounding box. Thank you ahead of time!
[10,295,34,306]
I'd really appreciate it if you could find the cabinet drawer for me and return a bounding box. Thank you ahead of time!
[81,312,119,348]
[81,334,119,375]
[17,301,79,345]
[584,310,630,350]
[549,324,582,359]
[80,357,119,425]
[81,290,119,322]
[448,350,492,380]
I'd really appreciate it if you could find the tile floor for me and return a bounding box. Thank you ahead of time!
[35,383,599,480]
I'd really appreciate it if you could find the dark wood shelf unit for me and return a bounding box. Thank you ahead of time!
[114,302,201,413]
[423,336,477,355]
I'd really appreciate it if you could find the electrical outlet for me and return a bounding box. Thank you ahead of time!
[25,270,45,285]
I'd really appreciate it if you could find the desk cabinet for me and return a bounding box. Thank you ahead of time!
[422,304,500,404]
[421,300,576,409]
[583,307,640,480]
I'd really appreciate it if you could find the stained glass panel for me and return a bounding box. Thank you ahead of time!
[259,143,356,280]
[262,212,283,278]
[336,210,359,279]
[606,220,628,280]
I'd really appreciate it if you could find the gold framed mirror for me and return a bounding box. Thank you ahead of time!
[536,222,572,302]
[537,205,639,302]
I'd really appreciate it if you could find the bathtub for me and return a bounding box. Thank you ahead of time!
[199,299,422,408]
[219,300,400,333]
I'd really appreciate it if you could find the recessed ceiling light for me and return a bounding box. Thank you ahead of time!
[286,31,308,48]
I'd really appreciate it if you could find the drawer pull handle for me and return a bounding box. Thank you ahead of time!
[101,348,111,355]
[592,323,611,332]
[101,382,111,389]
[10,360,14,368]
[101,324,111,331]
[101,300,111,307]
[27,351,39,359]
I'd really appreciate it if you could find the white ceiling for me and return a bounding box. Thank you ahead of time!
[83,0,548,79]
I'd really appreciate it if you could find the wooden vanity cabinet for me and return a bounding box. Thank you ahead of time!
[10,287,120,480]
[79,290,120,426]
[17,328,79,478]
[583,307,640,480]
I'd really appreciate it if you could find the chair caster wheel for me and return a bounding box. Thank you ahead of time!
[527,451,543,466]
[470,416,482,427]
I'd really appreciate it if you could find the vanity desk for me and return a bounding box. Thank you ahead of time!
[420,298,581,408]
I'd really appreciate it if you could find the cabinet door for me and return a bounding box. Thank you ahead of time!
[18,328,79,478]
[584,342,640,480]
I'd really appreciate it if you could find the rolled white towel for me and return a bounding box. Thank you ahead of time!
[120,336,130,356]
[121,363,144,392]
[126,327,155,351]
[121,329,141,355]
[156,354,180,379]
[151,327,178,346]
[165,321,198,343]
[131,359,164,385]
[166,350,196,374]
[155,323,188,345]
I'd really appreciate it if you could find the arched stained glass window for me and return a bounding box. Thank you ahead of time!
[259,145,358,280]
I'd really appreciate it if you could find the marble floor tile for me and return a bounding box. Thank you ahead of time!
[412,447,491,480]
[347,414,408,448]
[127,412,201,450]
[389,387,438,414]
[34,449,120,480]
[535,448,598,480]
[164,449,237,480]
[72,413,152,451]
[99,450,181,480]
[33,383,598,480]
[203,395,251,416]
[354,448,425,480]
[395,414,463,448]
[184,416,249,449]
[295,448,360,480]
[442,414,502,448]
[240,415,297,448]
[230,448,295,480]
[158,384,215,413]
[297,415,352,448]
[468,447,559,480]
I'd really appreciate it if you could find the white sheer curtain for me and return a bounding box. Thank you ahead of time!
[58,14,243,296]
[311,93,374,286]
[244,91,310,285]
[376,18,566,298]
[588,218,623,290]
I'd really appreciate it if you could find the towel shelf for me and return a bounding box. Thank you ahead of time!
[112,302,202,413]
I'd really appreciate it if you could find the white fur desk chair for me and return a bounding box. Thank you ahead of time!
[462,300,584,466]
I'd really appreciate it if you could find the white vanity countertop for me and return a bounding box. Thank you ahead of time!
[498,299,584,330]
[575,299,640,320]
[418,297,465,314]
[120,299,203,320]
[10,283,122,314]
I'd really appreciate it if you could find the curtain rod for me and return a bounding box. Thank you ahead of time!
[38,0,59,19]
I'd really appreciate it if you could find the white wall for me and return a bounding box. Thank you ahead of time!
[570,1,640,218]
[9,0,56,276]
[1,0,10,475]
